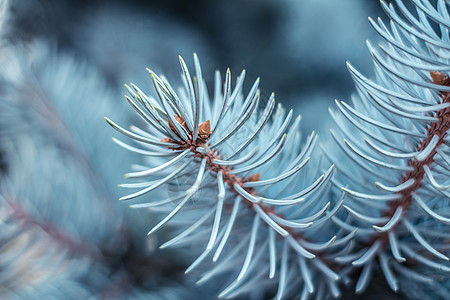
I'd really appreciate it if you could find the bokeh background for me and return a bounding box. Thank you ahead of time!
[11,0,384,132]
[0,0,404,299]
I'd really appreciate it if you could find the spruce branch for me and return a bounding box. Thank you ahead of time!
[329,0,450,296]
[107,54,352,298]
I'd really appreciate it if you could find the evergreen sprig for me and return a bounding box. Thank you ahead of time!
[329,0,450,296]
[0,0,449,298]
[109,0,450,298]
[106,54,355,298]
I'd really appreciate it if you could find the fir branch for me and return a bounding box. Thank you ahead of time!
[330,0,450,296]
[107,54,350,298]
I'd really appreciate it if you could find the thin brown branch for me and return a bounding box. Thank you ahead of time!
[377,71,450,243]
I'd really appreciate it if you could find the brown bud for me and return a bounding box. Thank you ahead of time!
[430,71,450,86]
[198,120,211,140]
[247,173,261,182]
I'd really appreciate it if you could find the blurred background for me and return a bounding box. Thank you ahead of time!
[0,0,403,299]
[11,0,383,132]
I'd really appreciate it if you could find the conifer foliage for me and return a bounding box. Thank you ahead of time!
[329,0,450,296]
[106,54,349,299]
[109,0,450,298]
[0,0,449,299]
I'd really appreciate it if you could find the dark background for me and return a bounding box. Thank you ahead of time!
[11,0,384,134]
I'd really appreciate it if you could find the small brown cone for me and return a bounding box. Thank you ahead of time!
[198,120,211,140]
